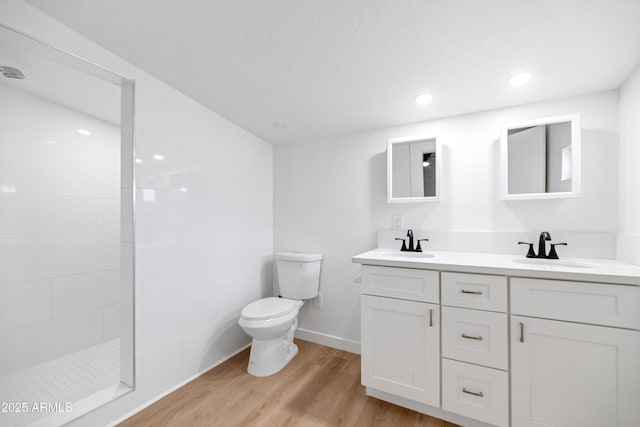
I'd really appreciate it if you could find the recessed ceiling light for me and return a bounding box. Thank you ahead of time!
[135,158,142,164]
[272,121,287,129]
[414,93,433,105]
[508,72,532,87]
[422,161,430,167]
[77,129,91,136]
[45,139,56,145]
[153,154,164,161]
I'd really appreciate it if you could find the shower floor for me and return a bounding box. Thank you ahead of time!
[0,339,121,427]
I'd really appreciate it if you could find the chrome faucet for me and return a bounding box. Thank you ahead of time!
[396,229,429,252]
[518,231,567,259]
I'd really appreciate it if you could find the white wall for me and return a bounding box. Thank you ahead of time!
[275,90,619,348]
[0,1,273,425]
[0,84,120,376]
[618,65,640,265]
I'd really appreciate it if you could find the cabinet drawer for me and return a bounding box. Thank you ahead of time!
[442,359,509,427]
[361,265,439,303]
[442,307,508,370]
[511,278,640,329]
[441,272,507,312]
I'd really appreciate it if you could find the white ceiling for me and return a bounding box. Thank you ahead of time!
[26,0,640,144]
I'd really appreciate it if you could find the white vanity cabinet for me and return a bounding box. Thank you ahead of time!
[355,250,640,427]
[441,273,509,427]
[360,266,440,407]
[510,278,640,427]
[511,316,640,427]
[361,295,440,406]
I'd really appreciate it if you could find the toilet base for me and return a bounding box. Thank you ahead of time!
[247,322,298,377]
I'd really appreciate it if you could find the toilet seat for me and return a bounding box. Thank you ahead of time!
[241,297,298,321]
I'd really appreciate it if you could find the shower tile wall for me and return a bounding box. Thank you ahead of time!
[0,84,120,376]
[0,3,274,424]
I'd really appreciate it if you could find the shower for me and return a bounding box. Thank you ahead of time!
[0,22,135,426]
[0,65,25,79]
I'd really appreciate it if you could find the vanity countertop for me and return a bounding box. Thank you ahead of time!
[352,248,640,286]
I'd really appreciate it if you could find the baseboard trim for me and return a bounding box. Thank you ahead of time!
[295,328,361,354]
[106,343,251,427]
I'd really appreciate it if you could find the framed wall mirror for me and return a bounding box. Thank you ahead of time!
[387,134,442,202]
[500,114,581,200]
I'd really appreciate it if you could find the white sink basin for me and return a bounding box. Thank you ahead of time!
[511,258,592,269]
[378,250,435,259]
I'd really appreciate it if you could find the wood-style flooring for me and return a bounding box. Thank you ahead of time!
[119,340,458,427]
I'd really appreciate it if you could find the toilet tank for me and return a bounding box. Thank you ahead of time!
[276,252,322,300]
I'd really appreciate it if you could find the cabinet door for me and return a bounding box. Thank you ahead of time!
[511,316,640,427]
[361,295,440,406]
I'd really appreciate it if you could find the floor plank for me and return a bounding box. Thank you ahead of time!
[119,340,459,427]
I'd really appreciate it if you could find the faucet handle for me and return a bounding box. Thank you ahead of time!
[548,243,567,260]
[395,237,407,252]
[415,238,429,252]
[518,242,536,258]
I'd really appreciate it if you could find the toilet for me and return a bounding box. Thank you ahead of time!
[239,251,322,377]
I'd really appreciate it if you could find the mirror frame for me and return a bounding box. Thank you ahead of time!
[387,134,442,203]
[500,113,581,200]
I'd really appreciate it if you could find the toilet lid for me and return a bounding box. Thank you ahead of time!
[241,297,297,320]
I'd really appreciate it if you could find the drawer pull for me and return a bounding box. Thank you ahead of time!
[429,309,433,327]
[461,289,482,295]
[461,333,484,341]
[462,388,484,397]
[519,322,525,343]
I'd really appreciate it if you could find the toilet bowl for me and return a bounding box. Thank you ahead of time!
[239,251,322,377]
[239,297,304,377]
